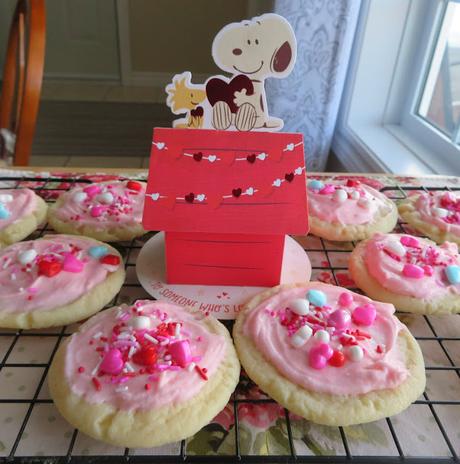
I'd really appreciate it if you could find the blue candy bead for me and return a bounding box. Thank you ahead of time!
[445,265,460,285]
[0,204,10,220]
[306,289,327,307]
[307,180,324,191]
[88,245,109,258]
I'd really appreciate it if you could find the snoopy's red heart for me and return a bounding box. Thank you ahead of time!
[285,173,294,182]
[232,188,242,198]
[206,75,254,113]
[193,152,203,162]
[185,193,195,203]
[246,154,256,163]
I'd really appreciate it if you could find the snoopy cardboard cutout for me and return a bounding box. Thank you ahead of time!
[165,13,296,132]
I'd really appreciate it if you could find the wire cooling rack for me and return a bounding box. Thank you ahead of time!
[0,176,458,464]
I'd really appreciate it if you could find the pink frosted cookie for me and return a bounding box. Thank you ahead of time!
[233,282,425,426]
[49,300,240,447]
[0,234,125,328]
[350,233,460,314]
[307,179,397,241]
[0,188,47,247]
[399,191,460,245]
[48,180,147,241]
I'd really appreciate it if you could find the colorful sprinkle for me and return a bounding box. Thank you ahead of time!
[168,340,192,367]
[97,192,114,204]
[352,304,376,326]
[400,236,419,247]
[319,184,335,195]
[132,346,158,366]
[88,245,109,258]
[314,329,330,343]
[83,185,102,197]
[38,260,62,278]
[333,188,348,203]
[100,254,120,266]
[306,289,327,307]
[338,292,353,307]
[127,181,143,191]
[92,377,102,391]
[384,241,406,257]
[350,190,360,200]
[0,204,11,219]
[62,253,84,273]
[18,249,37,265]
[445,265,460,285]
[402,263,424,279]
[100,348,124,375]
[328,350,346,367]
[291,325,313,347]
[128,315,151,330]
[73,191,88,203]
[90,205,105,217]
[307,180,324,191]
[348,345,364,362]
[288,298,310,316]
[327,309,351,329]
[195,365,208,380]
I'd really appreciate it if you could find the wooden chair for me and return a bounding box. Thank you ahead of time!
[0,0,46,166]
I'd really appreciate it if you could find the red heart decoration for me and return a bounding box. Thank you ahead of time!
[132,346,157,366]
[285,173,294,182]
[193,152,203,162]
[185,192,195,203]
[126,180,143,191]
[100,254,120,266]
[38,260,62,277]
[232,188,242,198]
[346,179,360,187]
[246,154,256,164]
[206,75,254,113]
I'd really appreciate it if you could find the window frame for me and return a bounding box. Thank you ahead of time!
[332,0,460,175]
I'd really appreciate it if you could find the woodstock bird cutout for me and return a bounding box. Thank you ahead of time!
[165,13,297,132]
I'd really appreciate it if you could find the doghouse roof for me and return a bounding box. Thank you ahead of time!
[143,128,309,235]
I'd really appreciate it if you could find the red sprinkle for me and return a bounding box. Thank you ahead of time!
[126,180,142,191]
[100,254,120,266]
[346,179,360,187]
[144,383,151,391]
[92,377,102,391]
[38,260,62,277]
[78,366,85,373]
[328,350,346,367]
[195,365,208,381]
[376,345,383,354]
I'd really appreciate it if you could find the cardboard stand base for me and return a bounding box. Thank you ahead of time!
[136,232,311,319]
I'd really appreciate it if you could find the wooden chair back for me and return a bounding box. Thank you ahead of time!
[0,0,46,166]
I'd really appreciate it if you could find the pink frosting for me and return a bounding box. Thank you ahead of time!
[364,233,460,298]
[244,283,408,395]
[54,181,145,229]
[0,235,121,313]
[414,192,460,237]
[308,180,393,225]
[0,189,37,227]
[64,301,227,411]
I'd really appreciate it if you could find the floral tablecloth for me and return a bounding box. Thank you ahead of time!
[0,168,458,460]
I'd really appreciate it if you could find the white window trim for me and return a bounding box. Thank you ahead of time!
[332,0,460,175]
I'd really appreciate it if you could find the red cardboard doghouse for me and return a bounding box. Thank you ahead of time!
[143,128,309,286]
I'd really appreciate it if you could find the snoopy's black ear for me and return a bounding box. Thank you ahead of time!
[271,41,292,73]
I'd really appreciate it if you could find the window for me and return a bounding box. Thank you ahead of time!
[333,0,460,175]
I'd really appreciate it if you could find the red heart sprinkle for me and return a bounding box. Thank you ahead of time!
[328,350,346,367]
[38,260,62,277]
[185,192,195,203]
[246,154,256,163]
[193,152,203,161]
[346,179,360,187]
[100,254,120,266]
[285,173,294,182]
[126,180,142,191]
[132,346,157,366]
[232,188,242,198]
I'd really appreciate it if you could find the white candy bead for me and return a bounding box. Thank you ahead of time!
[0,194,13,203]
[314,329,330,343]
[348,345,364,362]
[97,192,114,204]
[350,191,360,200]
[358,198,370,208]
[333,189,348,203]
[73,192,88,203]
[433,207,448,218]
[384,241,406,257]
[288,298,310,316]
[18,249,37,265]
[128,316,151,330]
[291,325,313,347]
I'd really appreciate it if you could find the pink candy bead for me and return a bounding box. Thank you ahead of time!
[327,309,351,329]
[62,253,84,273]
[100,348,124,375]
[168,340,192,367]
[90,206,105,217]
[423,265,434,276]
[309,343,333,370]
[402,263,424,279]
[83,185,102,197]
[319,184,335,195]
[338,292,353,307]
[400,236,419,248]
[352,304,376,326]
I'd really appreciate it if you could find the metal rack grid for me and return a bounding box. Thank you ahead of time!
[0,176,458,464]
